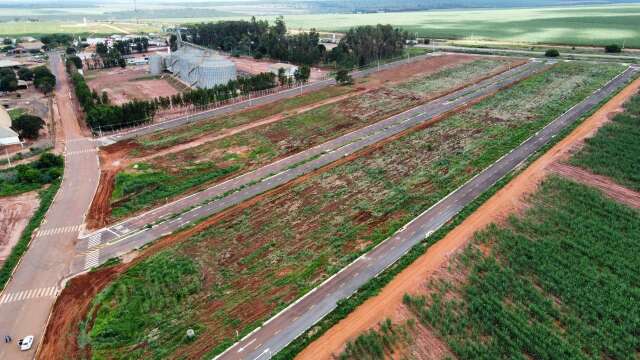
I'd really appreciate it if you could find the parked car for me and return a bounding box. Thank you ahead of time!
[18,335,33,351]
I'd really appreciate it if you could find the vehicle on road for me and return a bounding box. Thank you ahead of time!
[18,335,34,351]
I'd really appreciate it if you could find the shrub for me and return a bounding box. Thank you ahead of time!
[604,44,622,53]
[545,49,560,57]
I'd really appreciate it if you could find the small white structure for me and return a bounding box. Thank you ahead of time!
[269,63,298,77]
[0,107,20,146]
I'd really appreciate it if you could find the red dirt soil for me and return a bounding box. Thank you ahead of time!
[549,162,640,209]
[86,66,178,105]
[296,77,640,360]
[86,55,521,229]
[0,192,39,267]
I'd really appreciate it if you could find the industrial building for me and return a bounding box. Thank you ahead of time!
[149,42,237,89]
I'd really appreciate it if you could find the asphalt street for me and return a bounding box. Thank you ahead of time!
[213,65,639,360]
[99,52,439,143]
[74,60,547,273]
[0,53,100,359]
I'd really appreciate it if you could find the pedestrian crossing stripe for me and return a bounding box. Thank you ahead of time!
[64,148,98,156]
[0,287,58,305]
[37,224,83,237]
[84,249,100,270]
[87,233,102,249]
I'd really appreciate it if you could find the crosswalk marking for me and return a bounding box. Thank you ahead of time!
[65,148,98,156]
[84,249,100,270]
[87,233,102,249]
[37,224,83,237]
[0,287,58,305]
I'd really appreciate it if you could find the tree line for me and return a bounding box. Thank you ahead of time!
[66,59,284,132]
[0,65,55,93]
[185,19,408,69]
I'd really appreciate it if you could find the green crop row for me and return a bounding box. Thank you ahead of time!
[570,92,640,191]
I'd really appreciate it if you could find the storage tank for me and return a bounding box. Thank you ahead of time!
[149,55,164,75]
[195,56,236,89]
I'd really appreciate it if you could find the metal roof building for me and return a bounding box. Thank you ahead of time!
[160,42,237,89]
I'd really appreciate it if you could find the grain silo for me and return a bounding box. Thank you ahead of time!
[166,42,237,89]
[149,54,164,75]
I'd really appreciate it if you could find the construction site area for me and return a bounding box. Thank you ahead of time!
[35,47,638,360]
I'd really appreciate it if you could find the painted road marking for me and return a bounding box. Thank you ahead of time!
[87,233,102,249]
[37,224,82,237]
[237,338,256,353]
[0,287,57,305]
[84,249,100,270]
[64,148,98,156]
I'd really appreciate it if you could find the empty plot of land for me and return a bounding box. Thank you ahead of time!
[59,62,625,360]
[91,55,515,224]
[229,55,328,81]
[0,192,39,267]
[85,66,179,105]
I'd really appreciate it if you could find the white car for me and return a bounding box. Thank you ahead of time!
[18,335,34,351]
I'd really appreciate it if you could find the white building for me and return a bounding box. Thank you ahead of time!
[0,107,20,146]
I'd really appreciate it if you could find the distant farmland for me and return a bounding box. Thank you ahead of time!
[2,4,640,48]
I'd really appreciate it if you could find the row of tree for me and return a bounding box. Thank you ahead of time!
[186,17,327,65]
[67,63,154,132]
[186,19,408,69]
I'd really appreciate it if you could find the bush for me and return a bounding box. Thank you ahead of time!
[12,114,44,139]
[604,44,622,53]
[335,69,353,85]
[545,49,560,57]
[17,67,34,81]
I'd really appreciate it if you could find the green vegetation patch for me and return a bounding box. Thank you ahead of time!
[404,176,640,359]
[570,92,640,191]
[0,153,63,197]
[82,61,624,359]
[82,250,203,359]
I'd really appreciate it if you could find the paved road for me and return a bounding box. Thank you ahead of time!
[98,52,444,144]
[212,65,639,360]
[0,53,100,358]
[428,44,640,63]
[73,60,547,273]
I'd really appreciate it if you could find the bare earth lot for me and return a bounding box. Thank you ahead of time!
[0,192,39,267]
[85,65,179,105]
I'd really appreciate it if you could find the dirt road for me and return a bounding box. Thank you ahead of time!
[297,73,640,360]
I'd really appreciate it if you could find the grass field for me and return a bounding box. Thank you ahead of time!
[2,4,640,48]
[570,92,640,190]
[77,61,623,359]
[402,176,640,359]
[108,57,510,220]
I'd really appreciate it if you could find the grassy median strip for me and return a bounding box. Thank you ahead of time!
[0,176,62,292]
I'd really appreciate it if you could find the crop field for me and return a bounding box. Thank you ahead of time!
[75,61,624,359]
[570,92,640,191]
[402,176,640,359]
[102,55,512,220]
[3,4,640,48]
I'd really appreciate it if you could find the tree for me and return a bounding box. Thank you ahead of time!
[169,34,178,52]
[277,67,287,86]
[335,69,353,85]
[12,114,44,139]
[101,91,110,105]
[545,49,560,57]
[118,57,126,68]
[605,44,622,53]
[0,68,17,92]
[66,55,83,70]
[17,67,33,81]
[2,38,12,45]
[33,66,56,94]
[65,47,76,55]
[96,42,108,57]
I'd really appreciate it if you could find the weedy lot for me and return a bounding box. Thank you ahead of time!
[72,61,624,359]
[93,55,513,223]
[402,176,640,359]
[570,92,640,191]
